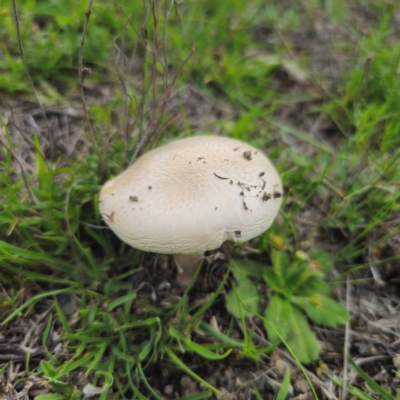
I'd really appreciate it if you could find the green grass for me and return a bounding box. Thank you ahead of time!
[1,0,400,398]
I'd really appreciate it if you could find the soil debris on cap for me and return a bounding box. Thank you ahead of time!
[263,192,272,201]
[273,185,282,199]
[103,211,115,222]
[243,201,251,210]
[129,196,139,202]
[243,150,252,160]
[259,172,265,177]
[214,172,229,180]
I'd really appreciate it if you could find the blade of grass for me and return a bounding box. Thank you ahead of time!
[164,347,221,394]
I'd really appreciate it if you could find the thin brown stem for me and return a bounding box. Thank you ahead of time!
[11,0,53,154]
[78,0,103,174]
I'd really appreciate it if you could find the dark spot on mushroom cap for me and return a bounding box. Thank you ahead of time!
[259,172,265,177]
[103,211,115,221]
[148,186,152,190]
[129,196,139,202]
[235,231,241,236]
[243,151,252,160]
[273,191,282,199]
[240,191,244,196]
[112,193,115,196]
[263,192,272,201]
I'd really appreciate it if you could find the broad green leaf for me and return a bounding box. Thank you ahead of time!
[264,295,291,343]
[265,299,320,363]
[226,283,260,318]
[285,307,320,364]
[230,259,264,283]
[295,279,330,297]
[271,249,291,276]
[282,260,309,293]
[292,295,349,327]
[263,268,285,294]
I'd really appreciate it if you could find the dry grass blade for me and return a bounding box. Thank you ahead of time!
[78,0,103,175]
[11,0,52,155]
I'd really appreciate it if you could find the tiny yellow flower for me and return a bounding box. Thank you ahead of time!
[311,294,322,307]
[271,236,285,251]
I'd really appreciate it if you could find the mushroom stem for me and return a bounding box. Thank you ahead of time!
[173,254,204,286]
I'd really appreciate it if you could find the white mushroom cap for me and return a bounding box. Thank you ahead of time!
[99,135,283,254]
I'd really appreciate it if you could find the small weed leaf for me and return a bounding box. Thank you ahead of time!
[264,295,292,343]
[271,249,291,276]
[291,294,349,327]
[227,248,347,363]
[285,306,321,364]
[230,259,264,281]
[307,247,334,275]
[263,267,286,295]
[225,283,261,318]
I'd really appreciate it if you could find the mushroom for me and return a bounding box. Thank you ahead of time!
[99,135,283,285]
